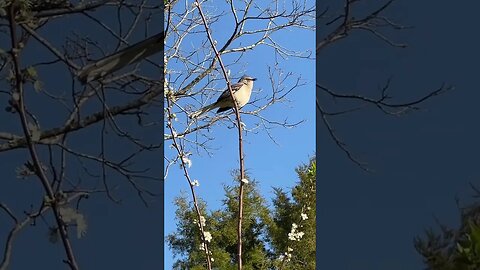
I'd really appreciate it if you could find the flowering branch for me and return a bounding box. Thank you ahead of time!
[165,91,213,269]
[194,1,248,269]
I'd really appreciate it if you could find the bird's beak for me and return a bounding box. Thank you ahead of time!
[251,78,257,81]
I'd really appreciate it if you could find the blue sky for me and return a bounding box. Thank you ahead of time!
[164,0,315,268]
[317,1,480,269]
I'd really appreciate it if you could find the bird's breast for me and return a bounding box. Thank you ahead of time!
[234,87,252,107]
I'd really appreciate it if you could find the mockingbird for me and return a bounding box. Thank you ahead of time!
[77,32,163,84]
[189,75,257,118]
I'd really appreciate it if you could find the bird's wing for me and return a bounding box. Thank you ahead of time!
[77,32,163,84]
[216,82,243,102]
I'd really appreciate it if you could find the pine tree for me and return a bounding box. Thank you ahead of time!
[415,195,480,270]
[166,158,316,269]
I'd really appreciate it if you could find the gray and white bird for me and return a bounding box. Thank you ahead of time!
[77,32,163,84]
[189,75,256,118]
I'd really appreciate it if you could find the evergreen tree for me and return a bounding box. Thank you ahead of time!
[167,180,274,269]
[166,158,316,269]
[415,196,480,270]
[268,158,316,270]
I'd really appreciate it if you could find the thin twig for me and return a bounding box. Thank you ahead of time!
[165,94,213,269]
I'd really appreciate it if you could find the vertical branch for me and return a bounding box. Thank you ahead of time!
[194,1,246,269]
[0,203,19,270]
[165,96,213,269]
[7,4,79,270]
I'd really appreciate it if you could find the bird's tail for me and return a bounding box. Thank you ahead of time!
[189,103,218,119]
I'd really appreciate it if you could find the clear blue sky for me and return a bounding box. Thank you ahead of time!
[163,0,315,268]
[317,1,480,269]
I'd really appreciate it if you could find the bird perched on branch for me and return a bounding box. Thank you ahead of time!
[77,32,163,84]
[189,75,257,118]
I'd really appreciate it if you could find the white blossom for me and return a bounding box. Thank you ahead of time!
[301,213,308,220]
[171,113,178,121]
[279,252,292,262]
[288,223,304,241]
[199,215,206,226]
[203,231,212,242]
[191,179,200,187]
[181,156,192,168]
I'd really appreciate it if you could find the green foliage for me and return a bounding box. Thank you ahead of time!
[166,158,316,269]
[0,0,34,22]
[167,180,274,269]
[415,200,480,270]
[0,0,68,25]
[268,158,316,270]
[0,0,32,10]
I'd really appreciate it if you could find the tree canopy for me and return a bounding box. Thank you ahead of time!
[167,158,316,269]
